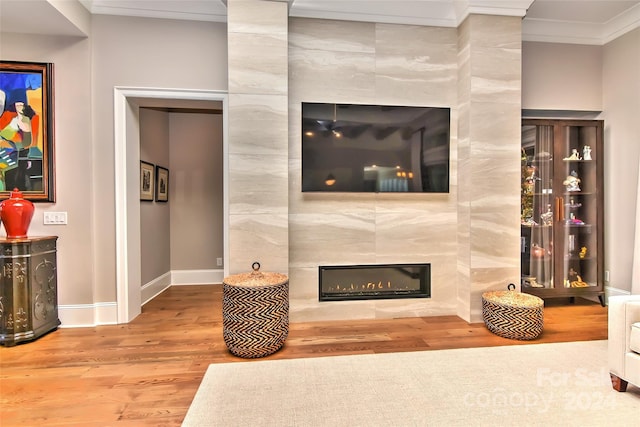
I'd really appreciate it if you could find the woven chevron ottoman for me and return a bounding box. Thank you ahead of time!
[223,262,289,358]
[482,288,544,340]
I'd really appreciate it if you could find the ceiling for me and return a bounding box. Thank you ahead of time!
[1,0,639,45]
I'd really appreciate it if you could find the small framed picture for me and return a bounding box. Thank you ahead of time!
[140,161,154,201]
[155,166,169,202]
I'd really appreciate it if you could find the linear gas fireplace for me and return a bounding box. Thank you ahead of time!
[319,263,431,301]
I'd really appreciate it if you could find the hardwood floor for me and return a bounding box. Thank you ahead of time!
[0,285,608,426]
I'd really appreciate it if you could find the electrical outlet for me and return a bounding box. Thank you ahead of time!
[217,257,223,267]
[43,212,68,225]
[605,270,610,282]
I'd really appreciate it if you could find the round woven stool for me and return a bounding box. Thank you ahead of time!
[482,284,544,340]
[223,262,289,358]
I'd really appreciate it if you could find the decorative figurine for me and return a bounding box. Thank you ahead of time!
[568,267,588,288]
[522,277,544,288]
[540,204,553,225]
[563,148,581,160]
[531,244,547,258]
[563,170,581,192]
[579,247,587,259]
[568,213,584,225]
[583,145,592,160]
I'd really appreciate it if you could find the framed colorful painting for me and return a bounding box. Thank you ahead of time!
[0,61,55,202]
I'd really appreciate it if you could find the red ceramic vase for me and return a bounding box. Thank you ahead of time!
[0,188,35,239]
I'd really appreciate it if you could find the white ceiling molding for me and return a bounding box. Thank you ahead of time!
[523,2,640,45]
[603,1,640,44]
[0,0,88,36]
[523,19,609,45]
[288,0,533,28]
[2,0,639,45]
[456,0,534,25]
[79,0,228,23]
[523,0,640,45]
[288,0,459,28]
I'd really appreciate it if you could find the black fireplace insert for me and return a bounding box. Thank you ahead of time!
[319,263,431,301]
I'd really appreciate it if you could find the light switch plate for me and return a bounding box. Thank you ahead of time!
[44,212,68,225]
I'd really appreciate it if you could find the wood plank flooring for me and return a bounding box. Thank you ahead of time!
[0,285,608,426]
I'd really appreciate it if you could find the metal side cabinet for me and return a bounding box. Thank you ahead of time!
[0,236,59,346]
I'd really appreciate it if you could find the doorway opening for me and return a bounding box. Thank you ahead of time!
[114,87,229,323]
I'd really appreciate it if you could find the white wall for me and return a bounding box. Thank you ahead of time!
[0,33,94,307]
[602,28,640,295]
[169,111,224,270]
[90,16,228,304]
[522,30,640,295]
[522,42,602,111]
[139,108,170,285]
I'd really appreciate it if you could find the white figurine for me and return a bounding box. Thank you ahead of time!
[583,145,592,160]
[563,170,581,192]
[563,148,581,160]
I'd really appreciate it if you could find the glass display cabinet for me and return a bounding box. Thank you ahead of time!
[520,119,604,305]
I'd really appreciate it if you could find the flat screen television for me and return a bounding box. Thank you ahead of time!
[302,102,450,193]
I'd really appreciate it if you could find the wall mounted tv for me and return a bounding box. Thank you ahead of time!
[301,102,450,193]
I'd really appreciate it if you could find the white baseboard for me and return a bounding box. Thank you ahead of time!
[142,271,172,305]
[171,269,224,285]
[605,285,631,301]
[58,302,118,327]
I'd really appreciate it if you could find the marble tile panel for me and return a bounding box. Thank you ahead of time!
[288,49,375,101]
[228,32,288,95]
[288,102,302,160]
[467,160,519,207]
[228,153,288,214]
[373,193,455,214]
[471,267,521,292]
[376,23,457,46]
[227,0,287,36]
[288,212,376,267]
[456,279,472,323]
[468,103,521,159]
[287,266,320,300]
[288,186,378,215]
[228,213,289,274]
[465,15,522,49]
[375,24,457,106]
[457,17,470,47]
[289,18,375,54]
[228,94,288,155]
[468,266,521,323]
[374,211,457,259]
[469,75,521,105]
[469,213,520,269]
[470,45,521,83]
[373,296,457,319]
[290,298,376,323]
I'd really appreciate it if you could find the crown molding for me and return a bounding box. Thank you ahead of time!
[455,0,534,26]
[603,1,640,44]
[79,0,227,23]
[523,2,640,45]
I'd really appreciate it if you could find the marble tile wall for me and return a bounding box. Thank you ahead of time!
[226,9,522,322]
[227,0,289,273]
[288,18,460,322]
[457,15,522,322]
